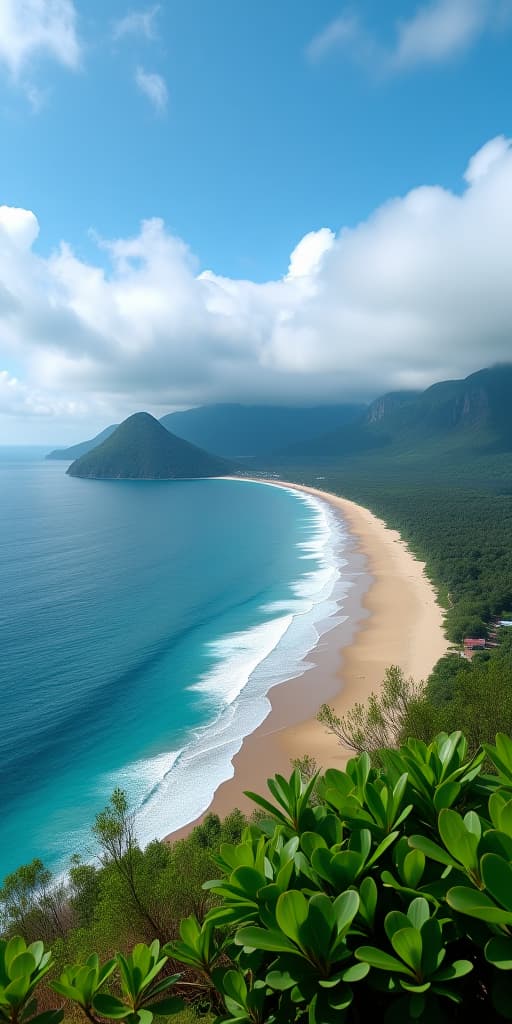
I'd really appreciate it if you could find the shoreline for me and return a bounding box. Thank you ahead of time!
[167,480,449,841]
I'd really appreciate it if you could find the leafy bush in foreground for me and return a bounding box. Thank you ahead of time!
[3,731,512,1023]
[170,731,512,1022]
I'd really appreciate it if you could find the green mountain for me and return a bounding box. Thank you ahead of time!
[46,424,119,460]
[291,365,512,457]
[67,412,235,480]
[159,402,365,456]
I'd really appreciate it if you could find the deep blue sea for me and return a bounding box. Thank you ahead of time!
[0,448,348,880]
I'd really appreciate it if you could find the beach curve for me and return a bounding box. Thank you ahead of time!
[167,479,449,840]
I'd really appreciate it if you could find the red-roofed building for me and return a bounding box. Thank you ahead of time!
[464,638,486,649]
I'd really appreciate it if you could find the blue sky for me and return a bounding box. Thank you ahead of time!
[3,0,511,279]
[1,0,512,441]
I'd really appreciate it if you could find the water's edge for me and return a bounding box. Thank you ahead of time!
[133,481,363,844]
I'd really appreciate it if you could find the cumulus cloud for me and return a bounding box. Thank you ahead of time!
[135,65,168,110]
[113,5,160,41]
[307,0,506,71]
[1,135,512,438]
[0,205,40,249]
[0,0,81,76]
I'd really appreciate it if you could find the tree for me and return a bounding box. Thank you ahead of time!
[317,665,423,755]
[0,859,67,942]
[92,789,164,941]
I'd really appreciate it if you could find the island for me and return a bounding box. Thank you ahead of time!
[66,411,235,479]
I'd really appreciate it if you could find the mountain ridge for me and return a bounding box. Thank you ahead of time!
[289,365,512,457]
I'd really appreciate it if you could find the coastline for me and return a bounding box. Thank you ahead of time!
[167,480,449,840]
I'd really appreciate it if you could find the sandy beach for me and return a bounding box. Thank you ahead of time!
[167,480,449,840]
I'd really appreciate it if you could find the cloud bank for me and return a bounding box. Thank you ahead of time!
[1,136,512,438]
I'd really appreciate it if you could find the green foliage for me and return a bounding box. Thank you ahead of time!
[0,863,66,945]
[0,936,61,1024]
[318,666,424,755]
[52,941,183,1024]
[67,412,234,481]
[5,731,512,1020]
[266,455,512,645]
[173,732,512,1022]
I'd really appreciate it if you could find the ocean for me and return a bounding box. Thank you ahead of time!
[0,448,350,880]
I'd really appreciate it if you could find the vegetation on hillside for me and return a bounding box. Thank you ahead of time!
[67,413,235,480]
[318,635,512,759]
[3,731,512,1022]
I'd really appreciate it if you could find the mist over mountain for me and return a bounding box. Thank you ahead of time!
[288,366,512,457]
[159,403,365,457]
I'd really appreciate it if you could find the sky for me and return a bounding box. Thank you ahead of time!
[1,0,512,443]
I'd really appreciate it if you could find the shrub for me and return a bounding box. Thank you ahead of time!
[4,731,512,1023]
[168,731,512,1022]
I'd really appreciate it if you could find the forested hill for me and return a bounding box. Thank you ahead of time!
[46,424,119,460]
[290,364,512,456]
[159,402,365,456]
[67,412,235,480]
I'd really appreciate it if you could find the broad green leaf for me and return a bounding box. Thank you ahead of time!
[144,997,182,1016]
[408,835,458,868]
[402,851,425,888]
[265,969,296,991]
[333,889,359,934]
[27,944,44,970]
[359,876,377,926]
[385,911,410,941]
[341,962,369,983]
[446,886,512,924]
[434,780,461,811]
[234,926,297,954]
[420,917,443,976]
[275,891,308,944]
[4,939,26,974]
[27,1012,64,1024]
[8,953,36,981]
[92,994,130,1019]
[481,853,512,911]
[354,946,413,977]
[438,809,479,871]
[407,897,429,931]
[485,937,512,970]
[433,960,472,981]
[390,928,423,974]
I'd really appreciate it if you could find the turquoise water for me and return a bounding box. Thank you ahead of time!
[0,450,347,879]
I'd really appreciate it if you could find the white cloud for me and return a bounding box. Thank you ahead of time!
[0,369,85,418]
[307,1,504,72]
[0,0,81,76]
[135,65,168,110]
[286,229,335,280]
[464,133,510,182]
[0,205,40,248]
[306,14,361,62]
[1,135,512,439]
[113,5,160,41]
[394,0,487,68]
